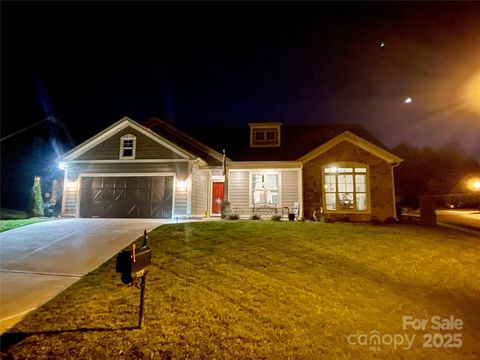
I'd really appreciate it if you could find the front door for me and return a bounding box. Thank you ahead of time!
[212,182,224,215]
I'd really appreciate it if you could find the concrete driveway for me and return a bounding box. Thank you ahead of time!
[0,218,171,334]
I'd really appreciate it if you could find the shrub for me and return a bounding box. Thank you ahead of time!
[28,177,44,217]
[271,214,282,221]
[384,217,398,224]
[250,214,261,220]
[226,214,239,220]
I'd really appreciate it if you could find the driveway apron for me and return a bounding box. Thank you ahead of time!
[0,218,171,333]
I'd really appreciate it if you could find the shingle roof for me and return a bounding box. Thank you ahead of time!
[144,118,393,162]
[187,124,390,161]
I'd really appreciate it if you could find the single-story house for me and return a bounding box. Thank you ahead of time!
[61,116,402,221]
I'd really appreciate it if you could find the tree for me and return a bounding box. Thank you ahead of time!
[393,143,480,208]
[28,176,44,217]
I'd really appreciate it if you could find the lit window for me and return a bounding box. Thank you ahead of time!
[120,134,136,159]
[252,173,279,205]
[323,166,368,211]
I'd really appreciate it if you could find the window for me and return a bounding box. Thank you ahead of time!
[120,134,136,159]
[251,173,279,205]
[249,123,281,147]
[323,166,368,212]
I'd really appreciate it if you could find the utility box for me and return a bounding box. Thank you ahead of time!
[116,245,152,284]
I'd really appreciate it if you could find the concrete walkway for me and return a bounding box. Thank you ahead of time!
[0,218,172,334]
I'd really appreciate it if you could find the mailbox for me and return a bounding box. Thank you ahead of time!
[116,245,152,284]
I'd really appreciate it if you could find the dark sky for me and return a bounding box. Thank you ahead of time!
[2,1,480,160]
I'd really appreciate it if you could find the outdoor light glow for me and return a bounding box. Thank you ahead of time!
[464,72,480,114]
[177,180,187,191]
[58,161,67,170]
[65,180,77,190]
[466,178,480,191]
[404,97,412,104]
[473,180,480,191]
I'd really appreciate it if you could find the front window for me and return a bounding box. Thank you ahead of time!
[252,173,279,205]
[120,134,136,159]
[324,166,368,211]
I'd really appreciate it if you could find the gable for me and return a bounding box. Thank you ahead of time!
[75,126,184,160]
[63,117,195,161]
[298,131,403,165]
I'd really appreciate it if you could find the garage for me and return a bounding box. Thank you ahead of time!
[80,176,174,218]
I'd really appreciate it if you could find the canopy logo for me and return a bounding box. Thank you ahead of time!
[347,331,415,352]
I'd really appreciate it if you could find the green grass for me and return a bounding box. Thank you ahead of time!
[0,208,28,220]
[2,222,479,359]
[0,218,48,232]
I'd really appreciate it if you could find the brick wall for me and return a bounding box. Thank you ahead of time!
[303,140,395,222]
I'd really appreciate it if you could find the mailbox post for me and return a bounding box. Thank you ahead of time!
[116,229,151,328]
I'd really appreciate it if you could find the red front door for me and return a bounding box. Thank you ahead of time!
[212,182,224,214]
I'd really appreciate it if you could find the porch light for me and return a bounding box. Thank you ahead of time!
[58,161,67,170]
[177,180,187,191]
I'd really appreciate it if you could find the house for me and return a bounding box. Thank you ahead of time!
[61,116,402,221]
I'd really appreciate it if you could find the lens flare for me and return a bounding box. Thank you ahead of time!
[464,72,480,115]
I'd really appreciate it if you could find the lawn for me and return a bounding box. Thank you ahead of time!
[0,218,48,233]
[0,208,48,232]
[2,221,479,359]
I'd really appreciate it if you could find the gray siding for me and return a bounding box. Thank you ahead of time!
[228,171,250,209]
[76,127,184,160]
[281,170,300,209]
[63,187,78,216]
[192,168,208,216]
[174,189,188,216]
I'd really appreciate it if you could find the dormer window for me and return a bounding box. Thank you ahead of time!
[120,134,136,159]
[249,123,281,147]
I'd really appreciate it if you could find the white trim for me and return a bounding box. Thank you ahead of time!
[119,133,136,159]
[248,170,282,208]
[80,172,176,177]
[77,172,177,219]
[61,166,68,217]
[69,159,190,164]
[392,163,400,219]
[321,162,371,214]
[186,161,193,216]
[298,131,403,164]
[249,123,282,148]
[63,116,194,161]
[229,162,301,170]
[298,165,304,218]
[210,180,225,216]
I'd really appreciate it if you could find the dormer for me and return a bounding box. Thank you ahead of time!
[249,122,282,148]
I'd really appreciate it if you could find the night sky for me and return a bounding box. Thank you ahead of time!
[2,2,480,161]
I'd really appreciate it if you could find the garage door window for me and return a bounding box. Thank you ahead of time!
[120,134,136,159]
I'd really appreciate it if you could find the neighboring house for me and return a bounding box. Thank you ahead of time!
[61,116,402,221]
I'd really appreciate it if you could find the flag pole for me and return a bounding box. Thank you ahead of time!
[222,149,230,218]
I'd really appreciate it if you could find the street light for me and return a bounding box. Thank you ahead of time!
[466,178,480,192]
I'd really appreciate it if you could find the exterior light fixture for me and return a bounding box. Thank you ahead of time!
[177,180,187,191]
[58,161,67,170]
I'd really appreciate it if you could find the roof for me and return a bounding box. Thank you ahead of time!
[143,117,225,166]
[178,123,398,162]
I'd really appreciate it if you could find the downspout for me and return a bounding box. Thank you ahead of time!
[391,162,401,219]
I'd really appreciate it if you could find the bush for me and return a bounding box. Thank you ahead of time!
[384,217,398,224]
[250,214,261,220]
[28,177,44,217]
[271,214,282,221]
[226,214,239,220]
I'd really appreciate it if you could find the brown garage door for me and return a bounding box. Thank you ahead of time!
[80,176,173,218]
